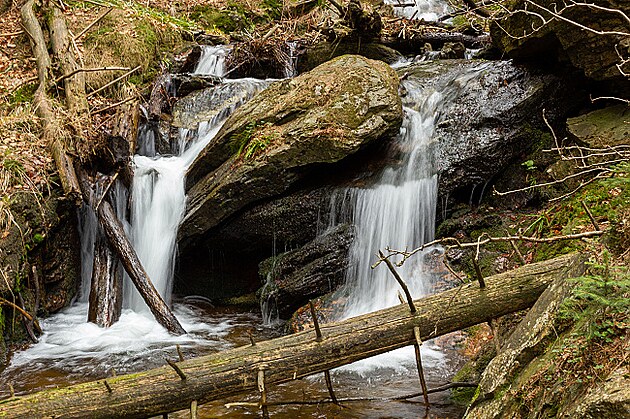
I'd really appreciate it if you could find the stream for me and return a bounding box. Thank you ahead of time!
[0,2,479,417]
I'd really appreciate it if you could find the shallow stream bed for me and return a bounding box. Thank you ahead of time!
[0,302,466,418]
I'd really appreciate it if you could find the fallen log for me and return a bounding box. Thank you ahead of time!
[49,6,89,115]
[0,253,583,418]
[382,32,490,52]
[20,0,82,204]
[77,170,186,335]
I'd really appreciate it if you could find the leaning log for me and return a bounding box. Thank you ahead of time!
[77,169,186,335]
[97,200,186,335]
[20,0,82,204]
[0,253,583,418]
[49,6,89,115]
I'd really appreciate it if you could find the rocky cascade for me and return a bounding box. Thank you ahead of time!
[175,58,582,304]
[398,60,581,200]
[179,54,402,245]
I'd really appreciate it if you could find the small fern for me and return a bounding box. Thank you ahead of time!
[561,252,629,342]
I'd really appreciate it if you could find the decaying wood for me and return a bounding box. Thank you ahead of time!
[49,6,89,115]
[111,99,139,153]
[98,200,185,334]
[0,253,583,418]
[88,233,123,327]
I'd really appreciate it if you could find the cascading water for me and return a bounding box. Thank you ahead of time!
[0,47,273,391]
[385,0,450,21]
[194,45,228,76]
[331,64,491,373]
[124,45,230,311]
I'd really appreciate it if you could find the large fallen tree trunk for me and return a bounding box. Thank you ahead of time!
[0,253,583,418]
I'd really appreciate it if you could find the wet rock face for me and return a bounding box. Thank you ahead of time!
[258,224,354,319]
[180,55,402,246]
[172,79,270,130]
[490,0,630,85]
[398,60,581,203]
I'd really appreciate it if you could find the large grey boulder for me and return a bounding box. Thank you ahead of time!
[399,59,580,200]
[180,55,402,244]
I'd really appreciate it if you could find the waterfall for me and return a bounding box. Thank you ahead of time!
[194,45,228,76]
[385,0,450,21]
[331,65,490,372]
[122,48,230,312]
[338,79,440,319]
[125,48,271,312]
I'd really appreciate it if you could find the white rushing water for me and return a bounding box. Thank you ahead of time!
[386,0,450,21]
[1,47,272,378]
[124,45,230,311]
[194,45,228,76]
[332,65,490,373]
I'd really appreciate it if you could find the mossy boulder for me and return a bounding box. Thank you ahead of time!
[490,0,630,85]
[567,104,630,149]
[180,55,402,244]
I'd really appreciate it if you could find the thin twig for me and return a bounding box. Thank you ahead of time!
[473,236,486,288]
[103,380,112,393]
[53,66,130,84]
[378,251,416,313]
[493,167,607,196]
[324,370,339,405]
[385,230,604,264]
[165,359,187,381]
[581,201,601,231]
[309,300,323,342]
[92,96,136,114]
[74,7,113,41]
[95,172,118,211]
[0,297,35,322]
[413,327,430,407]
[87,65,141,98]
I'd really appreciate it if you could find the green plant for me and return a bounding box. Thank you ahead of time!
[522,159,537,171]
[263,0,283,20]
[562,253,630,325]
[8,84,36,107]
[231,121,276,161]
